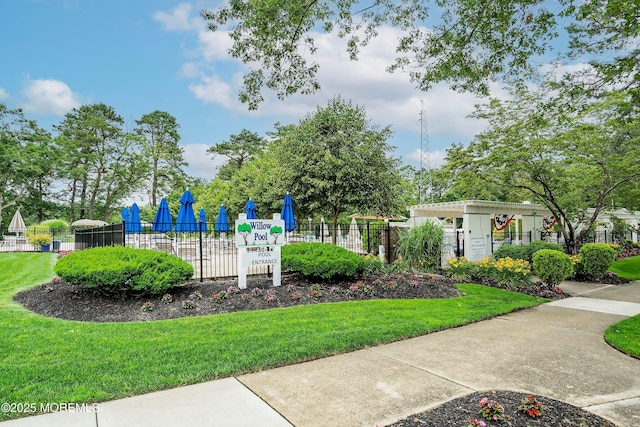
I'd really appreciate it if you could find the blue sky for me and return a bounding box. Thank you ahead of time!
[1,0,545,181]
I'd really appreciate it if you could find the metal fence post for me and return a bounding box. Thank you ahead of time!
[199,221,204,283]
[386,222,391,264]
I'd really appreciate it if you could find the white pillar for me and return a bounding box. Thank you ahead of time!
[520,214,540,243]
[463,212,492,261]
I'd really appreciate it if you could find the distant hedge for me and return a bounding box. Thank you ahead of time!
[54,246,193,295]
[282,242,365,280]
[494,240,565,263]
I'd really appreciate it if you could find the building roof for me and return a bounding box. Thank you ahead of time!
[407,200,551,218]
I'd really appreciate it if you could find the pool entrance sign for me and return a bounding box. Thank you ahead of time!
[235,213,285,289]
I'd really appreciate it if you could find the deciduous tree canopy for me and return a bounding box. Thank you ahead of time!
[201,0,640,108]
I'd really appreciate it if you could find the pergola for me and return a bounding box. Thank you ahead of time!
[406,200,552,261]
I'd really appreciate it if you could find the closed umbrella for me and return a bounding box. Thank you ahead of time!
[348,217,361,240]
[127,203,142,234]
[175,189,198,233]
[8,209,26,235]
[121,206,130,224]
[214,205,230,232]
[245,198,257,219]
[280,192,296,232]
[152,198,173,233]
[199,208,209,232]
[320,217,329,241]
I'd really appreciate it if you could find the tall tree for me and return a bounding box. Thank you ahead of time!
[0,105,55,227]
[270,97,401,241]
[207,129,266,181]
[447,86,640,254]
[55,103,148,221]
[135,110,187,207]
[19,121,58,223]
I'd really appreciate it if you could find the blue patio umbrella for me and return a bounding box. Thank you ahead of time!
[152,197,173,233]
[127,203,142,234]
[175,189,198,233]
[245,198,257,219]
[280,192,296,232]
[199,208,209,232]
[121,206,130,224]
[214,205,230,232]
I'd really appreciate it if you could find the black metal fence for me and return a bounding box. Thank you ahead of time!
[540,230,638,247]
[74,223,124,250]
[491,230,534,253]
[70,220,394,281]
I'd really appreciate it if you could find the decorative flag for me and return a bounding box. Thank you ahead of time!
[543,216,557,230]
[494,214,514,231]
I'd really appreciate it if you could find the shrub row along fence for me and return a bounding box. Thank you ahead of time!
[490,229,638,254]
[72,221,394,281]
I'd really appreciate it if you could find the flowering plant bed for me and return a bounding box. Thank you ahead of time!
[388,390,615,427]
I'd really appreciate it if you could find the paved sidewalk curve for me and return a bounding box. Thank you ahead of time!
[2,281,639,426]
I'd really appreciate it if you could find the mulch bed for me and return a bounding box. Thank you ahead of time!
[13,272,463,323]
[388,390,616,426]
[571,272,631,285]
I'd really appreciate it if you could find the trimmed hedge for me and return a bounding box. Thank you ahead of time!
[494,240,564,263]
[493,244,527,262]
[533,249,573,286]
[282,242,365,280]
[54,246,193,295]
[579,243,616,279]
[523,241,564,263]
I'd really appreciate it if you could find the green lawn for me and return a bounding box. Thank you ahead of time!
[605,315,640,359]
[1,253,547,420]
[609,255,640,280]
[605,255,640,358]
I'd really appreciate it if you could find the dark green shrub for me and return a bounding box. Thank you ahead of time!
[493,244,527,261]
[494,241,565,263]
[54,246,193,295]
[524,240,564,263]
[396,221,444,272]
[281,242,365,280]
[533,249,573,286]
[579,243,616,279]
[361,220,386,255]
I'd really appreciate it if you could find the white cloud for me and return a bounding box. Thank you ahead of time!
[405,149,448,169]
[182,143,226,181]
[21,79,81,115]
[179,62,203,78]
[540,61,593,78]
[153,3,198,31]
[0,88,8,100]
[188,74,235,108]
[197,29,233,62]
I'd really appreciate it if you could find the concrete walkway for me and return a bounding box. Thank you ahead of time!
[3,281,640,427]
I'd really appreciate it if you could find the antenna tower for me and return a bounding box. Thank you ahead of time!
[419,100,432,203]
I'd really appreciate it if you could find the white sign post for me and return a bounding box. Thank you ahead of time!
[235,213,285,289]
